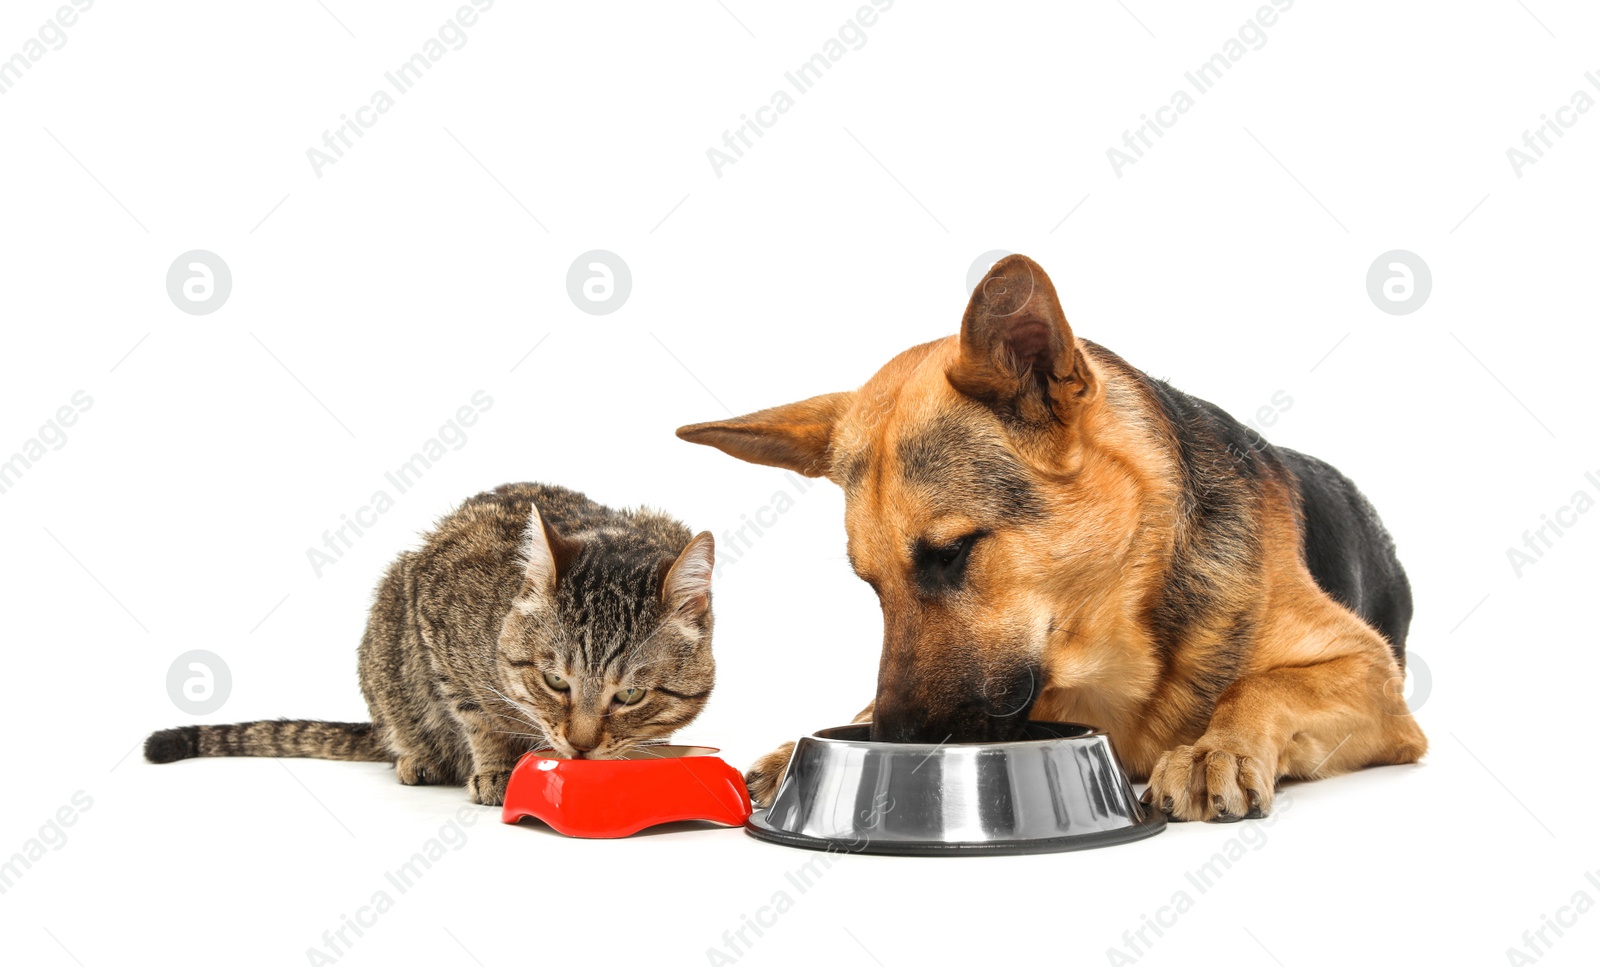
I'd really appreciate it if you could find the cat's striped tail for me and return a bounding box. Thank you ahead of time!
[143,720,389,764]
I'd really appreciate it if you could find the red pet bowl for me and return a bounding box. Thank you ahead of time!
[501,745,752,838]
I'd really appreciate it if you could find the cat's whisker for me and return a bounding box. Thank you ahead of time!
[633,623,671,650]
[622,657,665,674]
[623,621,685,665]
[480,684,544,730]
[485,708,542,736]
[518,614,565,643]
[477,707,541,729]
[483,691,534,714]
[483,693,532,714]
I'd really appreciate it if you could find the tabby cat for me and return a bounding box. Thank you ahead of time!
[144,483,716,806]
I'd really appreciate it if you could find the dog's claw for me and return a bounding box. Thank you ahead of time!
[1211,794,1242,822]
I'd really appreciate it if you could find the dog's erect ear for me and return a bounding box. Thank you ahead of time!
[947,254,1095,422]
[676,392,852,478]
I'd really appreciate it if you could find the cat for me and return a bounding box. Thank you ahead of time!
[144,482,716,806]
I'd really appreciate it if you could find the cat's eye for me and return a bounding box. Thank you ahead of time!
[543,672,570,691]
[613,687,646,706]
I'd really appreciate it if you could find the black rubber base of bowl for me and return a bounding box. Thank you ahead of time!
[744,808,1166,857]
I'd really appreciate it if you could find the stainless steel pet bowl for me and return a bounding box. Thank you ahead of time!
[746,722,1165,856]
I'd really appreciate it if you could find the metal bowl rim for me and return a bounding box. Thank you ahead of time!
[804,721,1104,753]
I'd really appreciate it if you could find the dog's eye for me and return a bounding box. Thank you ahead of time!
[914,530,985,592]
[939,533,982,567]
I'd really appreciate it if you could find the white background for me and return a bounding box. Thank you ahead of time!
[2,1,1596,964]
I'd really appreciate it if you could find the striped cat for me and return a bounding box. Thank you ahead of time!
[144,483,716,806]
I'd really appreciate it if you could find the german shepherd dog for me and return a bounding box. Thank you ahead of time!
[678,255,1426,822]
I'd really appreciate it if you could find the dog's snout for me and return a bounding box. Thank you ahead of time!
[870,663,1040,744]
[867,702,942,744]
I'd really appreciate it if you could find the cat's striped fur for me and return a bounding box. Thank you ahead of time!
[144,483,716,806]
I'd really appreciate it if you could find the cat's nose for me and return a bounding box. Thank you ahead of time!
[569,741,596,758]
[568,719,604,754]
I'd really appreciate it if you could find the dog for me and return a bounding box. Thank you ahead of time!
[676,254,1426,822]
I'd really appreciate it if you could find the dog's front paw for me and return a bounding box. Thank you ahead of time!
[1142,744,1274,822]
[468,770,511,806]
[744,742,796,807]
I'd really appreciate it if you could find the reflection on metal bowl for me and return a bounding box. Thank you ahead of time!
[746,722,1164,856]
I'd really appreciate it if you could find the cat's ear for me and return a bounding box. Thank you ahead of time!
[517,504,580,605]
[660,532,715,620]
[676,392,853,479]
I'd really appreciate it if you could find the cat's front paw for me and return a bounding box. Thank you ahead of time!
[744,742,796,807]
[468,770,511,806]
[396,756,452,786]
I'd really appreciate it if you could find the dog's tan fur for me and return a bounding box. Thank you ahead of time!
[680,255,1425,822]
